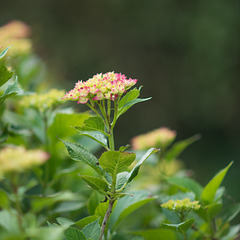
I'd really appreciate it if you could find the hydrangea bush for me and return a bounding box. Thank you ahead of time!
[0,21,240,240]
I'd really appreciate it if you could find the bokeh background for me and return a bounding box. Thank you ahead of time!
[1,0,240,200]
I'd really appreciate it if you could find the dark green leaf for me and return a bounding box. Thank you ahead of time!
[77,116,105,134]
[166,134,200,161]
[220,203,240,223]
[201,162,233,205]
[73,216,100,230]
[79,175,109,194]
[167,177,203,199]
[0,61,13,88]
[118,88,140,109]
[122,97,151,108]
[88,191,104,215]
[99,151,136,176]
[0,190,10,209]
[197,203,222,221]
[162,218,194,234]
[60,139,102,174]
[127,148,159,183]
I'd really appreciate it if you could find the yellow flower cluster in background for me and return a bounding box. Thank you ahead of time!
[161,198,200,212]
[20,89,66,112]
[0,146,49,178]
[131,127,176,150]
[0,20,32,56]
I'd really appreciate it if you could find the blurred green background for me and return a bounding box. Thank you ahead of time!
[1,0,239,200]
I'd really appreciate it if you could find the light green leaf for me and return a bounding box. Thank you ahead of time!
[0,190,9,209]
[131,229,176,240]
[64,227,86,240]
[222,224,240,240]
[88,191,104,215]
[0,79,22,104]
[52,201,84,213]
[122,97,152,108]
[119,144,131,152]
[82,219,101,240]
[79,175,109,194]
[201,162,233,205]
[0,61,13,88]
[99,151,136,176]
[77,116,105,134]
[118,88,140,109]
[0,210,19,233]
[0,46,11,59]
[60,139,102,174]
[167,177,203,199]
[197,203,222,221]
[166,134,200,161]
[127,148,159,183]
[73,215,100,229]
[56,217,74,227]
[74,130,108,150]
[109,190,155,230]
[162,218,194,234]
[116,172,129,190]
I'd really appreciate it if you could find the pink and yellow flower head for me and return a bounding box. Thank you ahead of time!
[131,127,176,150]
[63,72,137,104]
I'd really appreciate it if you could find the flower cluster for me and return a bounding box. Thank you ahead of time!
[0,146,49,178]
[63,72,137,104]
[21,89,66,112]
[161,198,200,212]
[131,127,176,150]
[0,21,32,56]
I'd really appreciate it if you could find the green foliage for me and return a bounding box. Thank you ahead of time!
[131,229,176,240]
[162,218,194,233]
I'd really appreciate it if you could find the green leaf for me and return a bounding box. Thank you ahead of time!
[0,190,10,209]
[73,216,100,229]
[0,210,19,233]
[88,191,104,215]
[77,116,105,134]
[122,97,151,109]
[0,47,11,60]
[167,177,203,199]
[79,175,109,194]
[166,134,200,161]
[220,203,240,223]
[64,227,86,240]
[127,148,159,183]
[162,218,194,234]
[82,219,101,240]
[56,217,74,227]
[131,229,176,240]
[0,61,13,88]
[99,151,136,176]
[52,201,84,213]
[201,162,233,205]
[109,190,155,230]
[74,130,108,150]
[119,144,131,152]
[0,79,22,104]
[94,201,109,221]
[222,224,240,240]
[60,139,102,174]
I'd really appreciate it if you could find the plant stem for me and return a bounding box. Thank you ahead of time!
[99,200,115,240]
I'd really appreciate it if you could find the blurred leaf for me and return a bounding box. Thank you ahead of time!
[73,215,100,229]
[167,177,203,199]
[119,144,131,152]
[60,139,102,174]
[81,219,101,240]
[79,175,109,194]
[127,148,159,183]
[221,224,240,240]
[201,162,233,205]
[0,61,13,88]
[31,191,79,212]
[56,217,74,227]
[52,201,84,213]
[109,190,155,231]
[88,191,104,215]
[197,203,222,221]
[220,203,240,223]
[0,210,19,233]
[131,229,176,240]
[74,130,108,150]
[0,78,22,104]
[0,47,11,60]
[165,134,200,161]
[64,227,86,240]
[0,190,9,209]
[162,218,194,234]
[99,151,136,176]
